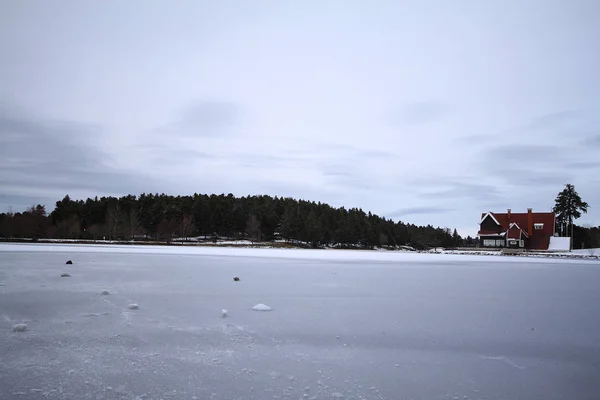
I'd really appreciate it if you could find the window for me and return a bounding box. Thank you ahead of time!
[534,223,544,230]
[483,239,495,247]
[483,239,505,247]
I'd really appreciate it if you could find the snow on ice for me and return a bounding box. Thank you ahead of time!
[12,324,28,332]
[252,303,272,311]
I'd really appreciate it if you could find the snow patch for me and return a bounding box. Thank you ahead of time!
[221,309,228,317]
[548,237,571,251]
[252,303,272,311]
[128,303,140,310]
[12,323,28,332]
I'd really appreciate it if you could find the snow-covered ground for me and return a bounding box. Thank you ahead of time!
[1,243,600,400]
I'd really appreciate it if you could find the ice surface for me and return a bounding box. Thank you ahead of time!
[252,303,272,311]
[1,243,600,400]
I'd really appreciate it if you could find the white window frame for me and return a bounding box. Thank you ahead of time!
[534,223,544,230]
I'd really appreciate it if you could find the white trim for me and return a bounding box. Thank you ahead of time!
[508,222,522,230]
[477,232,506,237]
[479,212,500,225]
[507,222,529,238]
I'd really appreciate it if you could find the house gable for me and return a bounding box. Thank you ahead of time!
[479,212,500,225]
[479,212,502,232]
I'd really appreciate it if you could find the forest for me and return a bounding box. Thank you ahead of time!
[0,193,469,249]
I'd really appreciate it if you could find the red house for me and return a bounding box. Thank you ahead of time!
[478,208,556,250]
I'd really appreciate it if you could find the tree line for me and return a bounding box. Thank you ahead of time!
[0,193,470,249]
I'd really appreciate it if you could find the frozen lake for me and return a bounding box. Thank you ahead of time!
[1,244,599,400]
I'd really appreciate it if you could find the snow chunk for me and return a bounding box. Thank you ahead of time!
[101,290,110,295]
[252,303,272,311]
[221,309,228,317]
[128,303,140,310]
[12,323,28,332]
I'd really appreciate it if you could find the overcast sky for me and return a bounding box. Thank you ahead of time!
[1,0,599,236]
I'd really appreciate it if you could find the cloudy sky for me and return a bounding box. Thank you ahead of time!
[1,0,599,236]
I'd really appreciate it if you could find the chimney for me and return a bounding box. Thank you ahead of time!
[527,208,533,235]
[507,209,511,222]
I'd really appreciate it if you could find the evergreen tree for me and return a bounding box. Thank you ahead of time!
[553,184,589,240]
[0,193,459,249]
[452,229,460,248]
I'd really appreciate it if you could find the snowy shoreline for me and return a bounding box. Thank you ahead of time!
[0,242,598,262]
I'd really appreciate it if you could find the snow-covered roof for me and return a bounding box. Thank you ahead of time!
[479,212,500,225]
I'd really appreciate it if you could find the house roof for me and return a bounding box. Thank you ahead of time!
[479,211,555,233]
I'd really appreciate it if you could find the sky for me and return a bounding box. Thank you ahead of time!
[1,0,599,236]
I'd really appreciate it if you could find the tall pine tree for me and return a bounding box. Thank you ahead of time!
[553,184,589,241]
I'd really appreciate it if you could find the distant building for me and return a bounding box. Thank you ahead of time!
[477,208,555,250]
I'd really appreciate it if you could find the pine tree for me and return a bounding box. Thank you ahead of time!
[553,184,589,241]
[452,228,460,248]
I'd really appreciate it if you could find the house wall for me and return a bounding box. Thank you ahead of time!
[528,232,552,250]
[528,215,555,250]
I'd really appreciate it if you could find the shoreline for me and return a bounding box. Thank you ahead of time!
[0,239,597,260]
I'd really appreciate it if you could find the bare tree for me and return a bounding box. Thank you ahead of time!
[106,203,122,241]
[181,213,194,242]
[88,224,105,240]
[245,215,261,243]
[127,208,140,240]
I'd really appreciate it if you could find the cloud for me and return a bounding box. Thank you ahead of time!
[502,169,573,187]
[136,144,216,166]
[417,181,505,202]
[173,101,243,136]
[581,135,600,147]
[456,110,587,146]
[480,144,561,165]
[386,206,452,218]
[475,143,597,182]
[0,105,163,211]
[390,101,449,125]
[524,110,581,131]
[562,160,600,170]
